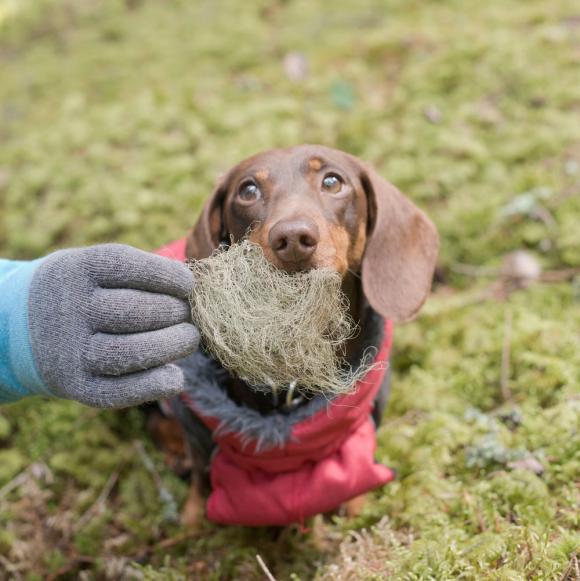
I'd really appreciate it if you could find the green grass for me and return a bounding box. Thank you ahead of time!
[0,0,579,578]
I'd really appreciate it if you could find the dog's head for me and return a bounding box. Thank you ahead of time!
[186,145,439,322]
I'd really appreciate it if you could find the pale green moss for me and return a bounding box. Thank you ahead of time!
[0,0,578,578]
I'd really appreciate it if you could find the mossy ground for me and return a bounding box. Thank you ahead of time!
[0,0,578,578]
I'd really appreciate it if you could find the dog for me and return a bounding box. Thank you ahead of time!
[148,144,439,527]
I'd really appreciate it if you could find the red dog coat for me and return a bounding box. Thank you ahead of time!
[157,238,394,526]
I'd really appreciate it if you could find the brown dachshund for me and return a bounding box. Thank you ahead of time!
[147,144,439,526]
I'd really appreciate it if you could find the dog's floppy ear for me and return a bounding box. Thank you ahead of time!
[186,179,228,260]
[360,164,439,323]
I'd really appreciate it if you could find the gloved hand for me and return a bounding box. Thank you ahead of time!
[0,244,199,408]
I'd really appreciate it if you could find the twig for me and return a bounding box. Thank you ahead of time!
[452,260,580,285]
[133,440,179,523]
[540,268,580,283]
[500,306,513,401]
[450,263,499,278]
[155,529,205,550]
[256,554,277,581]
[559,551,578,581]
[0,470,30,500]
[76,468,120,531]
[423,286,498,316]
[128,529,206,563]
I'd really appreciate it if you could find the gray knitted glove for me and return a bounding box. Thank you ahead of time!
[28,244,199,408]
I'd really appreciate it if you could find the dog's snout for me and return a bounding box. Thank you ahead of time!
[269,219,320,265]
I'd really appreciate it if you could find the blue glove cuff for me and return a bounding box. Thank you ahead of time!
[0,258,52,402]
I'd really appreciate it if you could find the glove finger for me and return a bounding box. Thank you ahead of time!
[86,244,194,299]
[90,288,191,333]
[81,364,186,408]
[86,323,199,376]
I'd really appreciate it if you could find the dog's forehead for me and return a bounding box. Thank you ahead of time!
[228,146,359,182]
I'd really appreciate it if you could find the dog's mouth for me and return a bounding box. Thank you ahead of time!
[269,256,320,274]
[261,248,344,277]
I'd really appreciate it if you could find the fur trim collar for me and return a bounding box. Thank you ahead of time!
[177,305,385,452]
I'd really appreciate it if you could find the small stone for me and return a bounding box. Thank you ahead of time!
[508,456,544,475]
[500,251,542,289]
[283,52,309,82]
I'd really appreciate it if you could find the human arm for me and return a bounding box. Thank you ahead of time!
[0,245,199,407]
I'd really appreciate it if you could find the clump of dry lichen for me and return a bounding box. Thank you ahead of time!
[189,240,369,396]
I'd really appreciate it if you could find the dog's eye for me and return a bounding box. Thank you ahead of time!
[237,181,261,203]
[321,174,343,194]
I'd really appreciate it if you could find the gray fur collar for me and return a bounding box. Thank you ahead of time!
[177,305,385,452]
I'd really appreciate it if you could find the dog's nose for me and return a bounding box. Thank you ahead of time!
[269,219,320,266]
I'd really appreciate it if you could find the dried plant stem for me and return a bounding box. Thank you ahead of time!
[559,552,579,581]
[0,470,30,500]
[256,554,277,581]
[76,467,120,530]
[134,440,178,523]
[500,306,513,401]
